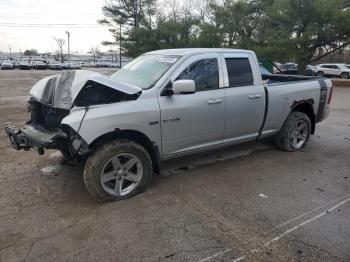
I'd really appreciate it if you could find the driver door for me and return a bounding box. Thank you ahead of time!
[158,54,226,156]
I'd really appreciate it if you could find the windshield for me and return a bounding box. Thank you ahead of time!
[111,54,181,90]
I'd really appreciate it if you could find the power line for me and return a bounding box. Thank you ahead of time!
[0,13,101,15]
[0,23,106,28]
[0,22,103,26]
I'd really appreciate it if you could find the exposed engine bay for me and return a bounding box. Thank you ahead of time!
[28,98,70,130]
[5,70,142,163]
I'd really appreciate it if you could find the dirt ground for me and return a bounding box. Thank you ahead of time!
[0,69,349,262]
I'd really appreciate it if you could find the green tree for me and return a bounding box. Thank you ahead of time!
[23,49,38,56]
[99,0,156,57]
[209,0,269,48]
[99,0,350,72]
[154,9,200,49]
[264,0,350,73]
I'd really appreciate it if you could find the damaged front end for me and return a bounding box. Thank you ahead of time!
[5,70,141,163]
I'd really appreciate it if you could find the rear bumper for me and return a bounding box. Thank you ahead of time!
[5,123,67,154]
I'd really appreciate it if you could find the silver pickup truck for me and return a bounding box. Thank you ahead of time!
[5,48,333,202]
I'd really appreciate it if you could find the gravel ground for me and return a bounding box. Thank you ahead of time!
[0,69,349,262]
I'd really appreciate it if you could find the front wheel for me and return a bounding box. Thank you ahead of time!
[340,72,349,79]
[316,71,324,77]
[274,111,311,152]
[83,139,153,202]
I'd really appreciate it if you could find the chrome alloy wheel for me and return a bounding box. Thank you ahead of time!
[290,120,308,149]
[100,153,143,196]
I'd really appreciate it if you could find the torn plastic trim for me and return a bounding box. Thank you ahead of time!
[59,124,91,161]
[70,130,91,156]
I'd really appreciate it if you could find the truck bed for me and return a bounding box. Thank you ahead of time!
[262,74,318,85]
[260,73,331,139]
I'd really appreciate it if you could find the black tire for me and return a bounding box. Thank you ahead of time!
[316,71,324,77]
[340,72,349,79]
[274,111,311,152]
[83,139,153,202]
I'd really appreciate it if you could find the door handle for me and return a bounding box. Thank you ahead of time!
[208,99,223,105]
[248,94,262,99]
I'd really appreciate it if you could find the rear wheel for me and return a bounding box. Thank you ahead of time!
[274,111,311,152]
[340,72,349,79]
[83,139,153,202]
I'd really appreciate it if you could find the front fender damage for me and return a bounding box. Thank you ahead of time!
[5,69,142,165]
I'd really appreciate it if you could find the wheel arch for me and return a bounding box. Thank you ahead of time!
[341,72,349,78]
[291,100,316,134]
[89,130,161,174]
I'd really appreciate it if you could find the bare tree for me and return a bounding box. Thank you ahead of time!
[108,48,118,63]
[193,0,211,24]
[53,37,66,63]
[89,46,100,62]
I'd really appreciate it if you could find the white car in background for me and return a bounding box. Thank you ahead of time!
[68,63,82,70]
[49,62,63,70]
[1,60,14,70]
[18,60,32,70]
[316,63,350,79]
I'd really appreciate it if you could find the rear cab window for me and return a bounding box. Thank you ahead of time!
[225,57,254,87]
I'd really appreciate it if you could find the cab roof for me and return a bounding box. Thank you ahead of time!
[146,48,255,56]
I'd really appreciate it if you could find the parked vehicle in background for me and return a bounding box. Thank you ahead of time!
[5,48,333,202]
[1,60,14,70]
[316,64,350,79]
[280,62,298,74]
[32,61,49,70]
[18,60,32,70]
[273,63,317,76]
[273,62,283,73]
[49,63,62,70]
[11,60,19,69]
[68,63,82,70]
[306,65,317,76]
[61,63,70,70]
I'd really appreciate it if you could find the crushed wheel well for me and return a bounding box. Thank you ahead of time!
[292,102,316,134]
[89,130,161,174]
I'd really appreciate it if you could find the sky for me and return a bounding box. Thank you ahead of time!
[0,0,115,54]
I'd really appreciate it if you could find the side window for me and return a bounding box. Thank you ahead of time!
[176,58,219,92]
[225,58,254,87]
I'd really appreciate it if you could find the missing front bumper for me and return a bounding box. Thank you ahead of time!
[5,122,67,155]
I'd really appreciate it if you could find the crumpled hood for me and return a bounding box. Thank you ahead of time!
[30,70,142,110]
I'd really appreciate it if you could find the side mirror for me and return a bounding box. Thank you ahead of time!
[172,80,196,95]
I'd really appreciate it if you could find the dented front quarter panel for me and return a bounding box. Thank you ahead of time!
[62,91,162,152]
